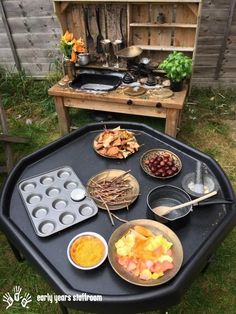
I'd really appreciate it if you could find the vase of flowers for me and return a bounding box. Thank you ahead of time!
[60,31,86,80]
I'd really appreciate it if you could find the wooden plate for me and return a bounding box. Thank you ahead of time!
[93,129,139,159]
[86,169,140,211]
[124,87,146,96]
[140,149,182,179]
[151,88,173,98]
[108,219,183,286]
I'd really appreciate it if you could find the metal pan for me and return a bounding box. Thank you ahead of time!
[147,185,192,228]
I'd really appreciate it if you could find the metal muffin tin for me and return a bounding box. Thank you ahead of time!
[18,166,98,237]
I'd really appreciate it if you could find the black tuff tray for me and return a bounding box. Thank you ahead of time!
[69,73,122,91]
[0,122,235,314]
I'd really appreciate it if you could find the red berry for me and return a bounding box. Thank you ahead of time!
[167,169,173,176]
[172,166,178,173]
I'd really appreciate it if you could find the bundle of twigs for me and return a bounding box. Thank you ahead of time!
[88,170,136,225]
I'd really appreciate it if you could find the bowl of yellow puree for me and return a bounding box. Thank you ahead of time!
[67,232,108,270]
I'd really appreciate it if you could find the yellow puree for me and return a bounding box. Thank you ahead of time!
[70,235,105,267]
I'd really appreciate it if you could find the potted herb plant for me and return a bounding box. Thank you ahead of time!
[159,51,192,92]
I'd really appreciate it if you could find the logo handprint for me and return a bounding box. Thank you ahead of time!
[13,285,22,302]
[21,293,32,308]
[2,292,14,309]
[2,285,32,310]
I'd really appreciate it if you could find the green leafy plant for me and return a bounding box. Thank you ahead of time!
[159,51,192,82]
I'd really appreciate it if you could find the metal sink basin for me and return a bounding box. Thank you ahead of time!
[69,69,123,92]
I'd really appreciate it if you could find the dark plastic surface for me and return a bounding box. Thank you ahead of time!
[69,73,121,91]
[0,122,235,314]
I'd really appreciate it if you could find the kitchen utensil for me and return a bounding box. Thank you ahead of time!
[101,39,111,67]
[195,199,234,207]
[147,185,193,228]
[95,7,104,53]
[182,168,218,198]
[18,166,98,237]
[194,161,204,194]
[154,190,217,217]
[77,53,90,66]
[108,219,183,286]
[112,40,123,68]
[119,8,126,49]
[117,46,142,59]
[84,7,94,53]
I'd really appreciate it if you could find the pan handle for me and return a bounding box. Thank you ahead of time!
[194,199,234,207]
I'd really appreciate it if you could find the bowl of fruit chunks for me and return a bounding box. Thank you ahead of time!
[140,149,182,179]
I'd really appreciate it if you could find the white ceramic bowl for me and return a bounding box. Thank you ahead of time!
[67,232,108,270]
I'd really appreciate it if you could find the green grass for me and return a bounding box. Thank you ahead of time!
[0,68,235,313]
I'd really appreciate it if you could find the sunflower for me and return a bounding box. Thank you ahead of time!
[60,31,87,63]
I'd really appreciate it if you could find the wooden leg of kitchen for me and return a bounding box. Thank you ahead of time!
[54,96,70,135]
[177,109,183,131]
[165,108,180,138]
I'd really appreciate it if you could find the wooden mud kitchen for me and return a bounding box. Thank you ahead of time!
[49,0,202,138]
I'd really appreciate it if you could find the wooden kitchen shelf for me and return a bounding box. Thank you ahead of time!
[51,0,202,138]
[127,1,201,62]
[53,0,201,3]
[129,23,197,28]
[133,45,194,52]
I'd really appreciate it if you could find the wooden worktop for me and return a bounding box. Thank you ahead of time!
[48,77,188,110]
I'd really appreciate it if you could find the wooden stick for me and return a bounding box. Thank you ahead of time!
[99,195,114,226]
[111,213,128,223]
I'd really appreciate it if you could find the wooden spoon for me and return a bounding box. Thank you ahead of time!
[153,190,217,217]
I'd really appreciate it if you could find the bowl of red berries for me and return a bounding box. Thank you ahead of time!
[140,149,182,179]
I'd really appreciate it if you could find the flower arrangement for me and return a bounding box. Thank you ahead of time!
[60,31,86,63]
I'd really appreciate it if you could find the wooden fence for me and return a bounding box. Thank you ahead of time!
[0,0,236,87]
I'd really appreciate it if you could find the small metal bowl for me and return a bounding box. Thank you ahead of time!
[67,232,108,270]
[147,185,192,227]
[77,53,90,66]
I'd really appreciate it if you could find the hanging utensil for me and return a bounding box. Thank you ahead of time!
[83,7,94,53]
[104,3,108,39]
[95,7,104,53]
[119,8,126,49]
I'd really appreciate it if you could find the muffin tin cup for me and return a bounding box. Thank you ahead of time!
[18,166,98,237]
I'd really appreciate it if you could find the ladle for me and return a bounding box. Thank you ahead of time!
[153,190,217,217]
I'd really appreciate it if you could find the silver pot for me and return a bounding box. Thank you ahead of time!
[77,53,90,66]
[147,185,192,228]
